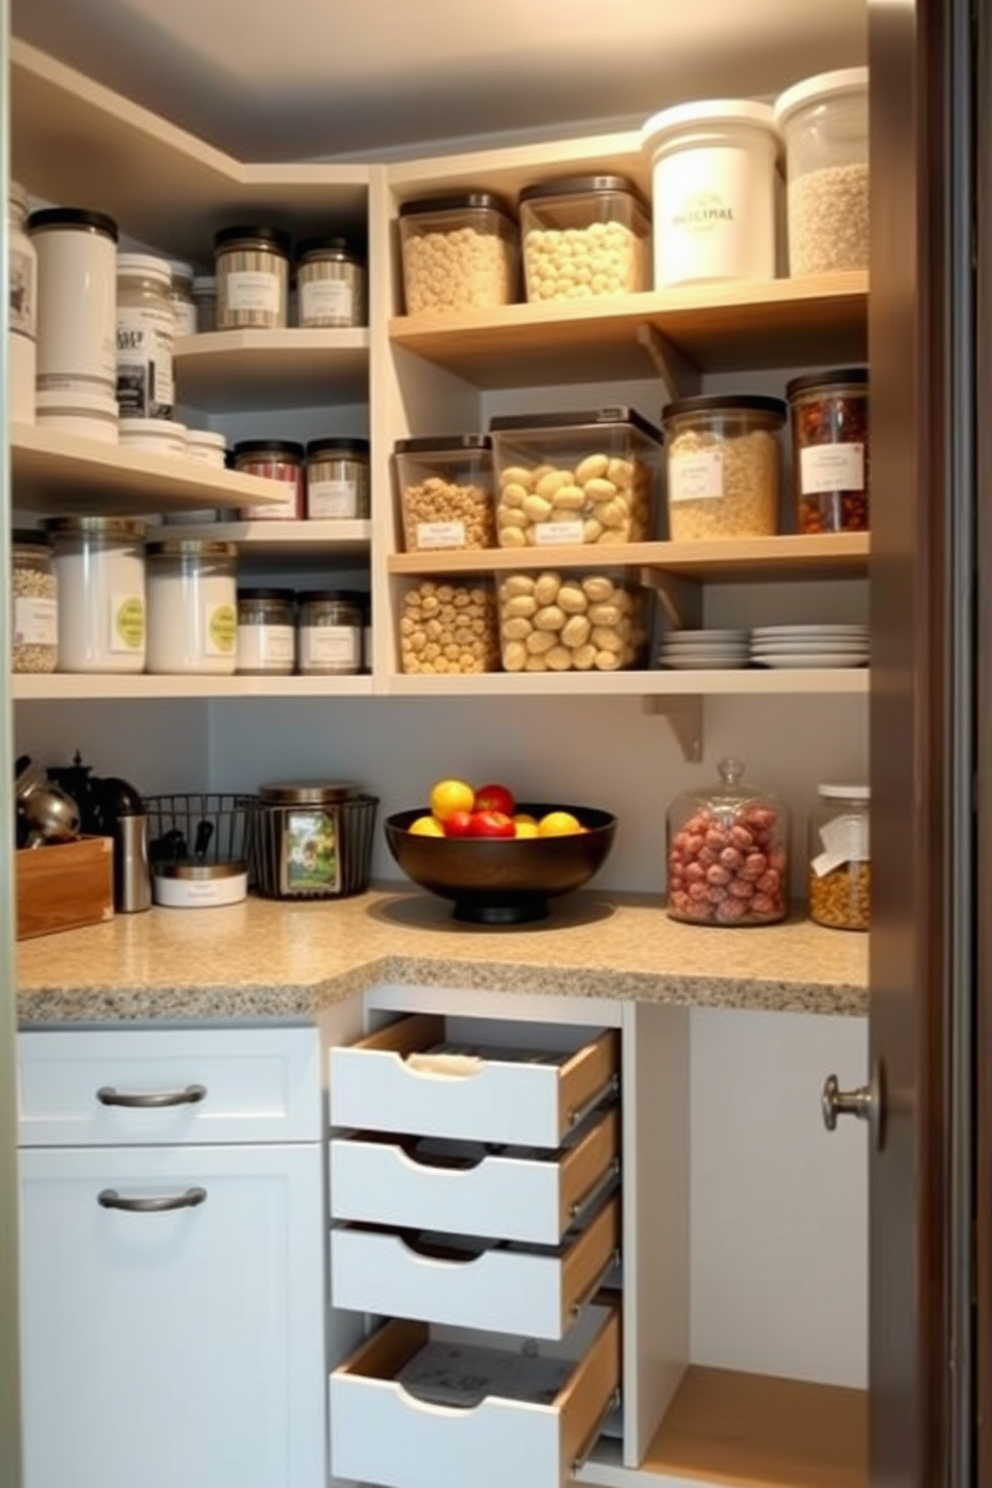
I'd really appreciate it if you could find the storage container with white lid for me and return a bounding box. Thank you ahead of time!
[29,206,119,411]
[8,181,37,423]
[807,783,870,931]
[518,174,650,302]
[46,516,146,673]
[398,193,518,314]
[640,100,781,286]
[774,68,869,276]
[145,538,237,675]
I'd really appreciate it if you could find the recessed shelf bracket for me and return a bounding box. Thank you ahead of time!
[643,695,704,762]
[636,324,702,402]
[639,568,702,631]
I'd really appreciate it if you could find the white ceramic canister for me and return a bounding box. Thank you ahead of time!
[116,253,175,419]
[29,208,119,414]
[46,516,146,673]
[184,428,227,468]
[118,417,187,458]
[8,181,37,423]
[640,100,781,286]
[145,538,237,675]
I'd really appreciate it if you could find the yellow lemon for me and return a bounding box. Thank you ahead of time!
[513,813,537,826]
[514,821,539,839]
[408,815,445,837]
[429,778,475,822]
[537,810,583,837]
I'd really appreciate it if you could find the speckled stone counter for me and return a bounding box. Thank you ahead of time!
[16,884,868,1026]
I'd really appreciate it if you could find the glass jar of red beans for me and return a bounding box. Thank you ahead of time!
[786,367,868,533]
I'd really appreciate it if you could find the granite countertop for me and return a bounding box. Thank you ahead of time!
[16,884,869,1026]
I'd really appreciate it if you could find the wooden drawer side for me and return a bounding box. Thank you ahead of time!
[559,1106,620,1229]
[560,1198,621,1330]
[558,1030,620,1140]
[350,1013,445,1058]
[559,1304,621,1476]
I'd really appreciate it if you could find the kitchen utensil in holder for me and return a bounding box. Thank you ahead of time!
[144,792,257,873]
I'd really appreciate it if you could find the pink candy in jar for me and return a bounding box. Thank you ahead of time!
[666,757,789,926]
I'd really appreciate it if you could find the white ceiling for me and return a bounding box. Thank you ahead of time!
[12,0,868,160]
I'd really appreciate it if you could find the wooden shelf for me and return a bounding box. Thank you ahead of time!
[162,519,371,556]
[386,130,650,204]
[174,329,370,412]
[385,670,869,698]
[387,274,868,390]
[13,674,374,702]
[11,423,284,516]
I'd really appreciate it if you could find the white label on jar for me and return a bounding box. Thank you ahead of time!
[171,301,198,338]
[669,449,724,502]
[117,304,175,414]
[10,247,36,340]
[799,443,865,494]
[812,812,870,877]
[225,271,280,315]
[300,626,360,669]
[656,145,776,284]
[415,520,466,549]
[13,596,57,645]
[309,478,358,518]
[300,279,354,325]
[237,623,295,670]
[533,519,584,545]
[240,483,298,521]
[110,594,146,652]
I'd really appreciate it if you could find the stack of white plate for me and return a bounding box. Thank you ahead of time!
[658,629,749,670]
[750,624,869,668]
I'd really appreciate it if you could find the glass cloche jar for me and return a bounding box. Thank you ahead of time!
[666,757,790,926]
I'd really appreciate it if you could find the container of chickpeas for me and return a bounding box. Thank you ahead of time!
[660,394,786,541]
[498,568,649,674]
[393,434,496,551]
[519,174,651,302]
[397,193,519,316]
[398,578,501,676]
[489,407,662,548]
[807,784,870,931]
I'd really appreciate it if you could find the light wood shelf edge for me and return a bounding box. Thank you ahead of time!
[12,675,375,702]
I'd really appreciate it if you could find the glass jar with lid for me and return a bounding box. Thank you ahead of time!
[297,590,364,675]
[236,587,296,676]
[8,180,37,423]
[295,237,366,328]
[167,259,198,338]
[192,274,217,332]
[660,394,786,541]
[807,784,870,930]
[305,437,370,519]
[12,531,58,674]
[666,757,789,926]
[773,68,869,276]
[787,368,869,533]
[398,192,519,314]
[116,252,175,419]
[46,516,146,673]
[518,174,651,301]
[214,225,291,330]
[145,538,237,675]
[233,438,305,521]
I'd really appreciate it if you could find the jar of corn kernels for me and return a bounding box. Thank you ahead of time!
[807,783,870,930]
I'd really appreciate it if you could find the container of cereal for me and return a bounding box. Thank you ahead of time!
[393,434,495,551]
[498,568,649,674]
[398,193,518,315]
[12,531,58,674]
[145,538,237,675]
[518,174,650,302]
[214,225,291,330]
[489,407,662,548]
[398,579,500,676]
[787,367,869,533]
[296,237,366,327]
[807,784,870,931]
[774,68,869,276]
[232,438,304,521]
[660,394,786,541]
[305,437,370,520]
[46,517,146,673]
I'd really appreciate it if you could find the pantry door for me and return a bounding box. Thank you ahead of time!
[869,0,976,1484]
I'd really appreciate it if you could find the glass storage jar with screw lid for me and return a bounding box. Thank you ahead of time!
[666,757,789,926]
[297,590,364,675]
[296,237,366,327]
[233,438,304,521]
[305,437,370,519]
[787,367,869,533]
[8,180,37,423]
[660,394,786,541]
[773,68,869,276]
[214,225,290,330]
[12,531,58,674]
[167,259,198,337]
[145,538,237,675]
[46,517,146,673]
[116,253,175,419]
[236,588,296,676]
[807,784,870,930]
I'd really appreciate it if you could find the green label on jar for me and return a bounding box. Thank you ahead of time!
[114,596,145,651]
[208,602,236,655]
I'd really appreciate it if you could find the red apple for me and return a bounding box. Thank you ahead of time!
[472,782,516,817]
[443,809,474,837]
[466,809,516,838]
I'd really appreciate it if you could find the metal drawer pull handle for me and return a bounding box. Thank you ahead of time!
[96,1083,207,1109]
[98,1187,207,1213]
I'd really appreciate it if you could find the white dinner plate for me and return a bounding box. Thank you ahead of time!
[752,653,869,669]
[659,655,749,670]
[750,625,868,639]
[660,629,749,645]
[750,640,870,655]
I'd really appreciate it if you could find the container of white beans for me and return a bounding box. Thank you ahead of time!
[489,407,662,548]
[519,174,651,302]
[397,193,519,315]
[393,433,496,551]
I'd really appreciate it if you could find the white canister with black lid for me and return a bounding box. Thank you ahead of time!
[29,208,119,413]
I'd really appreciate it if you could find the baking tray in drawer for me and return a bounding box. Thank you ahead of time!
[330,1014,618,1147]
[329,1302,619,1488]
[331,1192,619,1339]
[330,1105,619,1244]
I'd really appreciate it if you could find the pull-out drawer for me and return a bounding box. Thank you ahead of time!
[331,1194,619,1339]
[330,1303,619,1488]
[330,1014,618,1147]
[330,1106,619,1244]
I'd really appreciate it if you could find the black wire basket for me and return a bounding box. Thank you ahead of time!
[144,792,258,874]
[248,793,379,900]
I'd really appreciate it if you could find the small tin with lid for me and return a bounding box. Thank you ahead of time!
[233,438,305,520]
[214,225,291,330]
[398,192,519,315]
[12,531,58,674]
[807,784,870,930]
[251,780,379,900]
[519,174,651,302]
[787,367,869,533]
[297,590,364,675]
[296,237,366,327]
[46,516,146,673]
[393,434,495,551]
[145,538,237,675]
[305,437,370,519]
[661,393,786,541]
[237,587,296,676]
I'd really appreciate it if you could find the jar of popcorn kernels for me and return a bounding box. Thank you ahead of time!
[397,193,519,315]
[519,174,651,302]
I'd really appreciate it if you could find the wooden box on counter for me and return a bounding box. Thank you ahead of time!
[15,837,114,941]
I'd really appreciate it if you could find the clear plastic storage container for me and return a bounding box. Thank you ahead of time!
[393,434,495,551]
[774,68,869,276]
[497,568,648,674]
[145,538,237,675]
[807,783,870,930]
[518,174,650,302]
[47,516,146,673]
[661,394,786,541]
[667,757,789,926]
[398,193,519,315]
[490,407,662,548]
[398,578,500,676]
[787,367,869,533]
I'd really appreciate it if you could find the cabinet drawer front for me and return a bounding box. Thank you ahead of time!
[330,1014,618,1146]
[18,1027,320,1145]
[331,1196,619,1338]
[330,1106,619,1244]
[330,1304,619,1488]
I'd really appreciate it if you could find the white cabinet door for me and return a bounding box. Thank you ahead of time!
[18,1142,325,1488]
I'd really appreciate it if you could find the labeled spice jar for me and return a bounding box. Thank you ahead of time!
[667,757,789,926]
[661,394,786,540]
[214,225,290,330]
[12,531,58,674]
[116,253,175,419]
[807,784,870,930]
[394,434,495,551]
[236,587,296,676]
[29,207,119,426]
[250,781,379,900]
[519,175,650,302]
[46,517,146,673]
[787,368,869,533]
[774,68,869,276]
[305,437,370,519]
[233,438,304,521]
[399,578,499,675]
[296,237,366,327]
[167,260,198,337]
[145,538,237,675]
[497,568,648,673]
[8,181,37,423]
[398,193,519,315]
[192,275,217,331]
[297,590,364,675]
